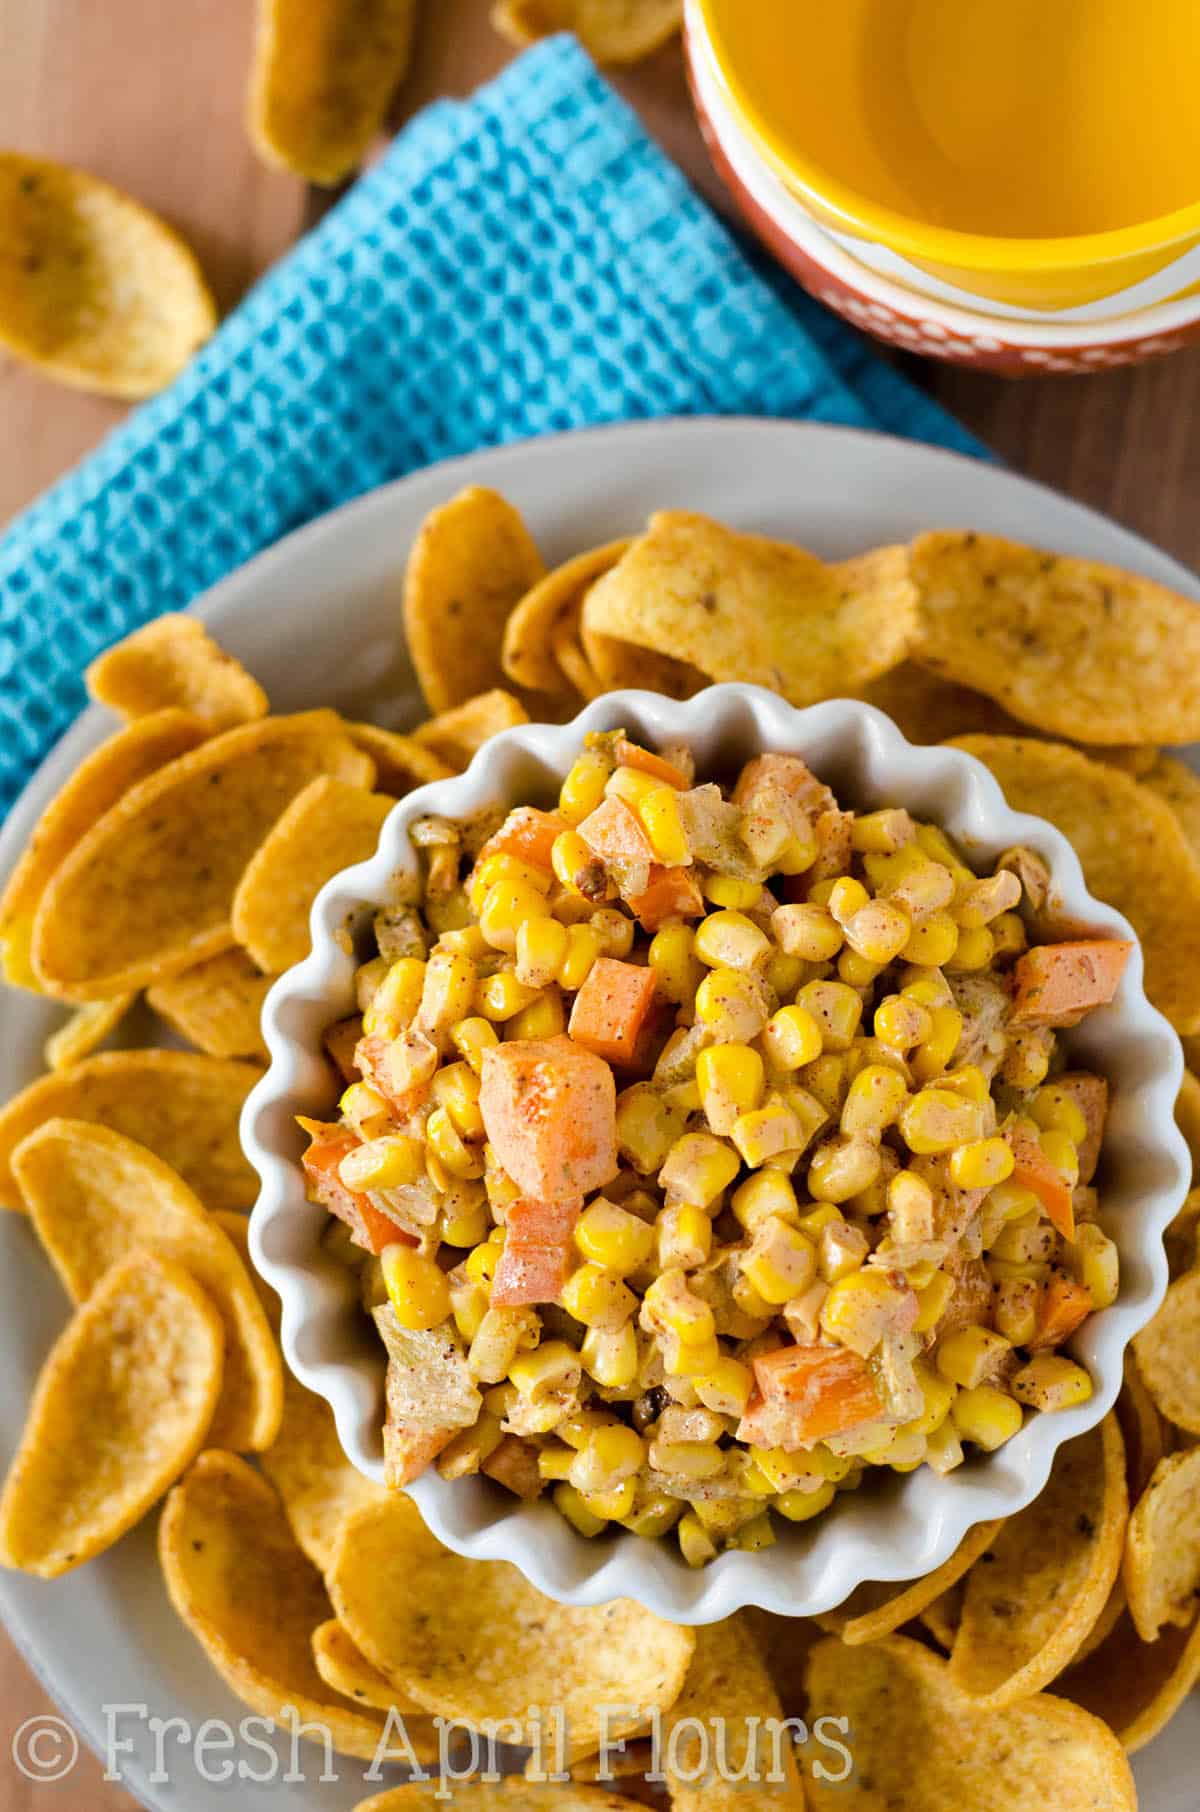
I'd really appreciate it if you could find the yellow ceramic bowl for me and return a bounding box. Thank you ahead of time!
[691,0,1200,311]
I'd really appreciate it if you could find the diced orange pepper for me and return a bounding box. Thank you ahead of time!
[744,1343,882,1446]
[614,736,688,790]
[1005,1119,1076,1240]
[355,1030,434,1117]
[477,806,569,873]
[733,752,829,815]
[482,1434,547,1500]
[383,1417,456,1487]
[478,1035,618,1200]
[323,1015,363,1085]
[568,957,661,1067]
[297,1118,415,1255]
[1030,1273,1094,1351]
[577,793,657,871]
[1048,1072,1108,1185]
[490,1196,581,1306]
[626,864,706,931]
[1011,939,1132,1028]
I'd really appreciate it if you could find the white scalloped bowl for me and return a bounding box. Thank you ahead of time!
[244,685,1188,1624]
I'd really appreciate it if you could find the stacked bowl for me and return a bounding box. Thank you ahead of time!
[685,0,1200,375]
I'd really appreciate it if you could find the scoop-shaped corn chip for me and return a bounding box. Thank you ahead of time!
[912,531,1200,744]
[953,735,1200,1033]
[1116,1352,1168,1503]
[0,1252,223,1577]
[312,1619,422,1714]
[346,723,455,793]
[0,709,209,991]
[492,0,681,64]
[740,1608,824,1721]
[87,614,268,730]
[1061,1607,1200,1754]
[44,995,135,1071]
[260,1365,386,1575]
[502,541,632,693]
[1124,1448,1200,1640]
[15,1119,281,1452]
[148,949,271,1060]
[920,1584,964,1653]
[554,624,606,701]
[663,1614,805,1811]
[1072,1579,1129,1667]
[563,1743,654,1784]
[0,1049,259,1213]
[1133,1267,1200,1434]
[329,1496,694,1760]
[358,1787,649,1811]
[1176,1073,1200,1177]
[948,1416,1127,1707]
[805,1633,1136,1811]
[232,776,393,974]
[583,513,916,704]
[0,153,215,398]
[412,690,530,770]
[860,663,1030,744]
[404,487,547,714]
[1144,753,1200,860]
[249,0,419,185]
[816,1518,1003,1646]
[31,710,371,1001]
[1165,1187,1200,1277]
[159,1452,392,1760]
[580,625,710,699]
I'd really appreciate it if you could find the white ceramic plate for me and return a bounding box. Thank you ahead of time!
[0,418,1196,1810]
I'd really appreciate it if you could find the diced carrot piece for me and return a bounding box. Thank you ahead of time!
[491,1196,581,1306]
[355,1030,435,1117]
[1005,1119,1076,1240]
[1030,1273,1094,1351]
[568,957,661,1068]
[577,793,657,870]
[482,1434,547,1500]
[626,864,706,931]
[477,806,569,873]
[745,1344,882,1446]
[382,1417,455,1487]
[733,752,831,816]
[323,1014,363,1085]
[1011,939,1132,1028]
[478,1035,618,1200]
[1049,1072,1108,1185]
[614,737,688,790]
[297,1118,415,1255]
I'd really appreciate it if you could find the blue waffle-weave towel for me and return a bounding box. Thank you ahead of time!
[0,36,986,816]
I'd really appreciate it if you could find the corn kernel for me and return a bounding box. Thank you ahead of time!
[731,1096,804,1167]
[562,1263,636,1330]
[425,1106,482,1180]
[911,1362,956,1436]
[570,1423,645,1494]
[1039,1126,1081,1188]
[432,1060,485,1137]
[852,808,915,854]
[508,989,567,1042]
[837,948,885,989]
[818,1218,870,1284]
[624,1492,683,1539]
[697,1042,764,1135]
[558,922,603,991]
[338,1080,393,1140]
[731,1168,799,1232]
[820,1269,910,1356]
[551,830,604,898]
[450,1278,489,1342]
[677,1511,719,1566]
[605,764,662,809]
[1030,1086,1090,1147]
[796,980,864,1053]
[900,1087,983,1154]
[956,870,1022,930]
[798,1053,849,1118]
[613,1083,681,1176]
[382,1245,451,1331]
[949,1136,1014,1191]
[990,911,1028,963]
[559,751,611,824]
[649,1438,725,1480]
[584,1480,638,1521]
[925,1419,965,1474]
[844,899,911,966]
[657,1202,713,1270]
[338,1133,425,1192]
[694,967,767,1045]
[1012,1355,1094,1412]
[903,911,960,968]
[936,1326,1014,1389]
[580,1321,639,1389]
[554,1482,608,1537]
[588,907,634,960]
[887,1168,935,1240]
[874,994,932,1052]
[693,1356,755,1418]
[576,1199,656,1273]
[694,910,770,972]
[364,956,427,1037]
[452,1015,499,1075]
[441,1191,490,1250]
[946,925,995,972]
[702,873,763,911]
[742,1220,817,1305]
[537,1441,577,1481]
[508,1339,581,1400]
[1074,1224,1119,1309]
[775,1481,837,1521]
[659,1131,741,1209]
[759,1004,819,1073]
[475,969,539,1021]
[480,878,551,954]
[902,971,953,1009]
[648,923,703,1004]
[772,902,844,962]
[829,876,870,925]
[809,1134,881,1203]
[355,955,389,1013]
[730,1512,777,1551]
[468,1305,540,1383]
[951,1384,1023,1450]
[635,784,691,866]
[514,916,569,990]
[841,1064,909,1139]
[994,1276,1040,1345]
[641,1268,715,1344]
[663,1331,722,1376]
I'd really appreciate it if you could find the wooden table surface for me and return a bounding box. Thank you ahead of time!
[0,2,1197,1806]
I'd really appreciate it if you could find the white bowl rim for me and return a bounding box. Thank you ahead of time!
[684,3,1200,352]
[244,683,1189,1624]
